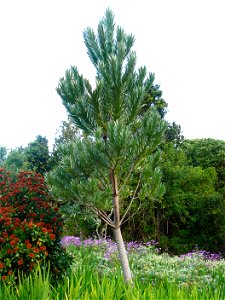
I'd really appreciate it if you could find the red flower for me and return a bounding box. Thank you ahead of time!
[29,253,35,258]
[0,169,65,278]
[13,247,19,253]
[42,227,48,233]
[40,245,46,251]
[33,247,39,253]
[49,233,56,241]
[10,234,17,239]
[17,259,23,265]
[10,240,17,246]
[1,275,7,281]
[26,243,32,249]
[28,220,33,228]
[0,263,4,269]
[7,249,13,255]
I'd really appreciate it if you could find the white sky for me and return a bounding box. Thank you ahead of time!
[0,0,225,151]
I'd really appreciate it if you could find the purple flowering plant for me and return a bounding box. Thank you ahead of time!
[179,250,222,261]
[61,236,159,261]
[61,235,223,264]
[60,235,225,288]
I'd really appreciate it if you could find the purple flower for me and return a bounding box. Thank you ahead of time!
[179,250,222,261]
[60,236,160,259]
[60,236,81,247]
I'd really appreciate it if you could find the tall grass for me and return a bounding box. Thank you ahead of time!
[0,267,224,299]
[1,242,224,299]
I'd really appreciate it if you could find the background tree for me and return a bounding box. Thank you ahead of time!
[143,85,167,118]
[158,143,225,254]
[1,136,51,176]
[25,135,50,175]
[184,138,225,192]
[164,122,184,147]
[50,118,80,169]
[122,134,225,254]
[47,9,166,283]
[0,146,7,165]
[1,147,29,176]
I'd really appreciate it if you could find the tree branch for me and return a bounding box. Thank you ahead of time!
[89,204,116,228]
[119,160,136,193]
[121,200,143,225]
[120,174,141,224]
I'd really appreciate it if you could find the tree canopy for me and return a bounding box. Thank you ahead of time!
[0,136,50,176]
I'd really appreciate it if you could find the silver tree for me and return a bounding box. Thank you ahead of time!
[47,9,166,283]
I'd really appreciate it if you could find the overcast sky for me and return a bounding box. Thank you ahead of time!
[1,0,224,151]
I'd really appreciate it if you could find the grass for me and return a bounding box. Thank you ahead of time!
[1,238,225,299]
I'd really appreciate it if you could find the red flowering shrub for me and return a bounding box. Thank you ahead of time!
[0,168,72,282]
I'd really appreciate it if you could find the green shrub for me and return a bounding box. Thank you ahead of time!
[0,168,72,283]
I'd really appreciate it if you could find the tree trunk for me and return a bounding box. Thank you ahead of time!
[113,227,132,283]
[110,169,132,283]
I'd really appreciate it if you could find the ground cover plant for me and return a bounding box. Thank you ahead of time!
[0,236,224,299]
[61,236,225,287]
[0,168,72,283]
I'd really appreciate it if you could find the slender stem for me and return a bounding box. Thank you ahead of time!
[98,209,115,227]
[119,160,136,193]
[121,201,143,225]
[120,175,141,224]
[89,204,115,227]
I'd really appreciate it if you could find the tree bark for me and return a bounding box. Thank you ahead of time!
[110,169,133,283]
[113,226,132,283]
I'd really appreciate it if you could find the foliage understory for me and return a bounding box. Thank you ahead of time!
[1,237,224,300]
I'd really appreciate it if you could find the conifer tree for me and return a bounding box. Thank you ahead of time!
[25,135,50,175]
[47,9,166,283]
